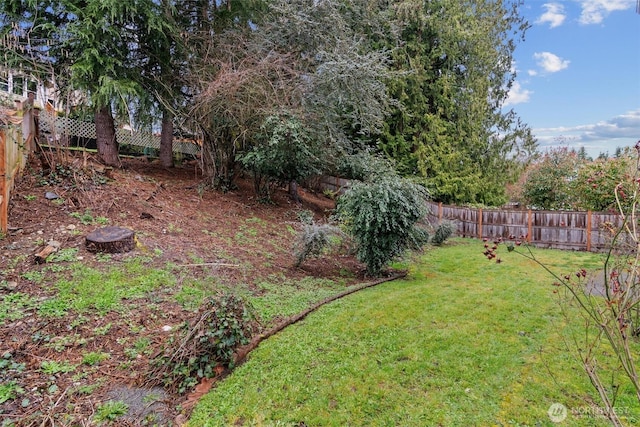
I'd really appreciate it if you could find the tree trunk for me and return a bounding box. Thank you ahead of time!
[289,180,301,203]
[159,111,174,168]
[95,106,120,167]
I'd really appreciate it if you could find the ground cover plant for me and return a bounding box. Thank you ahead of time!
[188,240,639,426]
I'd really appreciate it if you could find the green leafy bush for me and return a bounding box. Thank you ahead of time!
[431,220,455,246]
[518,148,636,212]
[336,176,429,275]
[149,294,259,393]
[239,114,324,201]
[573,151,634,212]
[521,148,580,210]
[335,150,396,182]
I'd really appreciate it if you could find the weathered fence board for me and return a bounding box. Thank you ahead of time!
[0,124,28,233]
[317,176,350,195]
[312,176,628,253]
[427,201,625,252]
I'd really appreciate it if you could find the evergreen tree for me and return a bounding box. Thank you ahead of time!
[1,0,175,167]
[377,0,536,205]
[190,0,393,188]
[577,146,591,161]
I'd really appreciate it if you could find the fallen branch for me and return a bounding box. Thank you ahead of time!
[178,262,240,268]
[34,241,61,264]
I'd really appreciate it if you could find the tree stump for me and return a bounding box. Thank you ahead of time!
[85,226,135,253]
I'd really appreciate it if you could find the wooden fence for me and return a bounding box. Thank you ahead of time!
[313,176,624,252]
[426,201,624,252]
[0,123,28,234]
[316,175,351,195]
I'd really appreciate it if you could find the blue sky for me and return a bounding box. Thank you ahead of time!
[505,0,640,157]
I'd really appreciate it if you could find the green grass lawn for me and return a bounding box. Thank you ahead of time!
[188,239,640,426]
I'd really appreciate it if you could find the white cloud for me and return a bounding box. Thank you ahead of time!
[576,0,635,25]
[536,3,566,28]
[610,110,640,129]
[533,52,570,73]
[504,81,532,106]
[533,109,640,156]
[581,110,640,140]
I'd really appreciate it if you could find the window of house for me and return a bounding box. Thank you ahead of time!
[13,76,24,95]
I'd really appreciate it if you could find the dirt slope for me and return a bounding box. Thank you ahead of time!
[0,156,364,425]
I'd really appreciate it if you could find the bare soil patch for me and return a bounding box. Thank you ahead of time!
[0,156,365,425]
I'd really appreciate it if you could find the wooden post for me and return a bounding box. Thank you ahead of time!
[586,211,592,252]
[478,208,483,239]
[0,129,6,234]
[527,209,533,243]
[438,202,443,221]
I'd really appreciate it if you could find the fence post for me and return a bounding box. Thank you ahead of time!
[527,209,533,243]
[478,208,483,239]
[0,129,6,233]
[586,211,592,252]
[438,202,443,221]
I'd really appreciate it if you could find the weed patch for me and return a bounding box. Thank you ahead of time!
[82,352,110,366]
[0,293,37,324]
[94,400,129,422]
[47,248,79,263]
[40,360,76,375]
[69,209,109,225]
[0,381,22,405]
[45,259,175,315]
[174,277,221,311]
